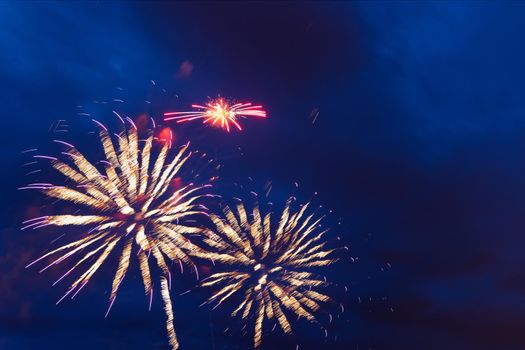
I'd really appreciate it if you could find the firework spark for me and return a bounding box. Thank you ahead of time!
[23,124,211,349]
[198,195,338,348]
[164,98,266,132]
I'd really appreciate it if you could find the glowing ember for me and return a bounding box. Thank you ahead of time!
[164,98,266,132]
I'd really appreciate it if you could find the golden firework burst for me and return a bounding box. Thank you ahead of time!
[197,195,338,348]
[23,124,211,349]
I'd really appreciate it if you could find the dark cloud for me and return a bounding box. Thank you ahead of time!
[2,1,525,350]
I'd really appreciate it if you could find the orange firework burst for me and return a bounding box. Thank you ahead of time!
[164,98,267,132]
[22,122,212,349]
[196,195,339,348]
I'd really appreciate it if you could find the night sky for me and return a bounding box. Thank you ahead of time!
[1,2,525,350]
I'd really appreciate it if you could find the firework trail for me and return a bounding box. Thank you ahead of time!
[197,195,338,348]
[164,98,266,132]
[22,123,212,349]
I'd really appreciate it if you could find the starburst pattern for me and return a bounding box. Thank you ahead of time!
[22,124,211,349]
[197,195,338,348]
[164,98,266,132]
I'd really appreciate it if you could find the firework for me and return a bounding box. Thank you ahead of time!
[23,123,211,349]
[197,195,338,348]
[164,98,266,132]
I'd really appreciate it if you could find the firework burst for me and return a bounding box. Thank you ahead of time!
[22,123,211,349]
[197,195,338,348]
[164,98,267,132]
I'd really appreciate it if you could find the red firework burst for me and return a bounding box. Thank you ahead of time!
[164,98,266,132]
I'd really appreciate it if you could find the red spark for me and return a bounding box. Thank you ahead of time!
[176,60,193,79]
[158,127,174,147]
[164,98,266,132]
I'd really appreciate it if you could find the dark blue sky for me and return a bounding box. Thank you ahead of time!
[1,1,525,349]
